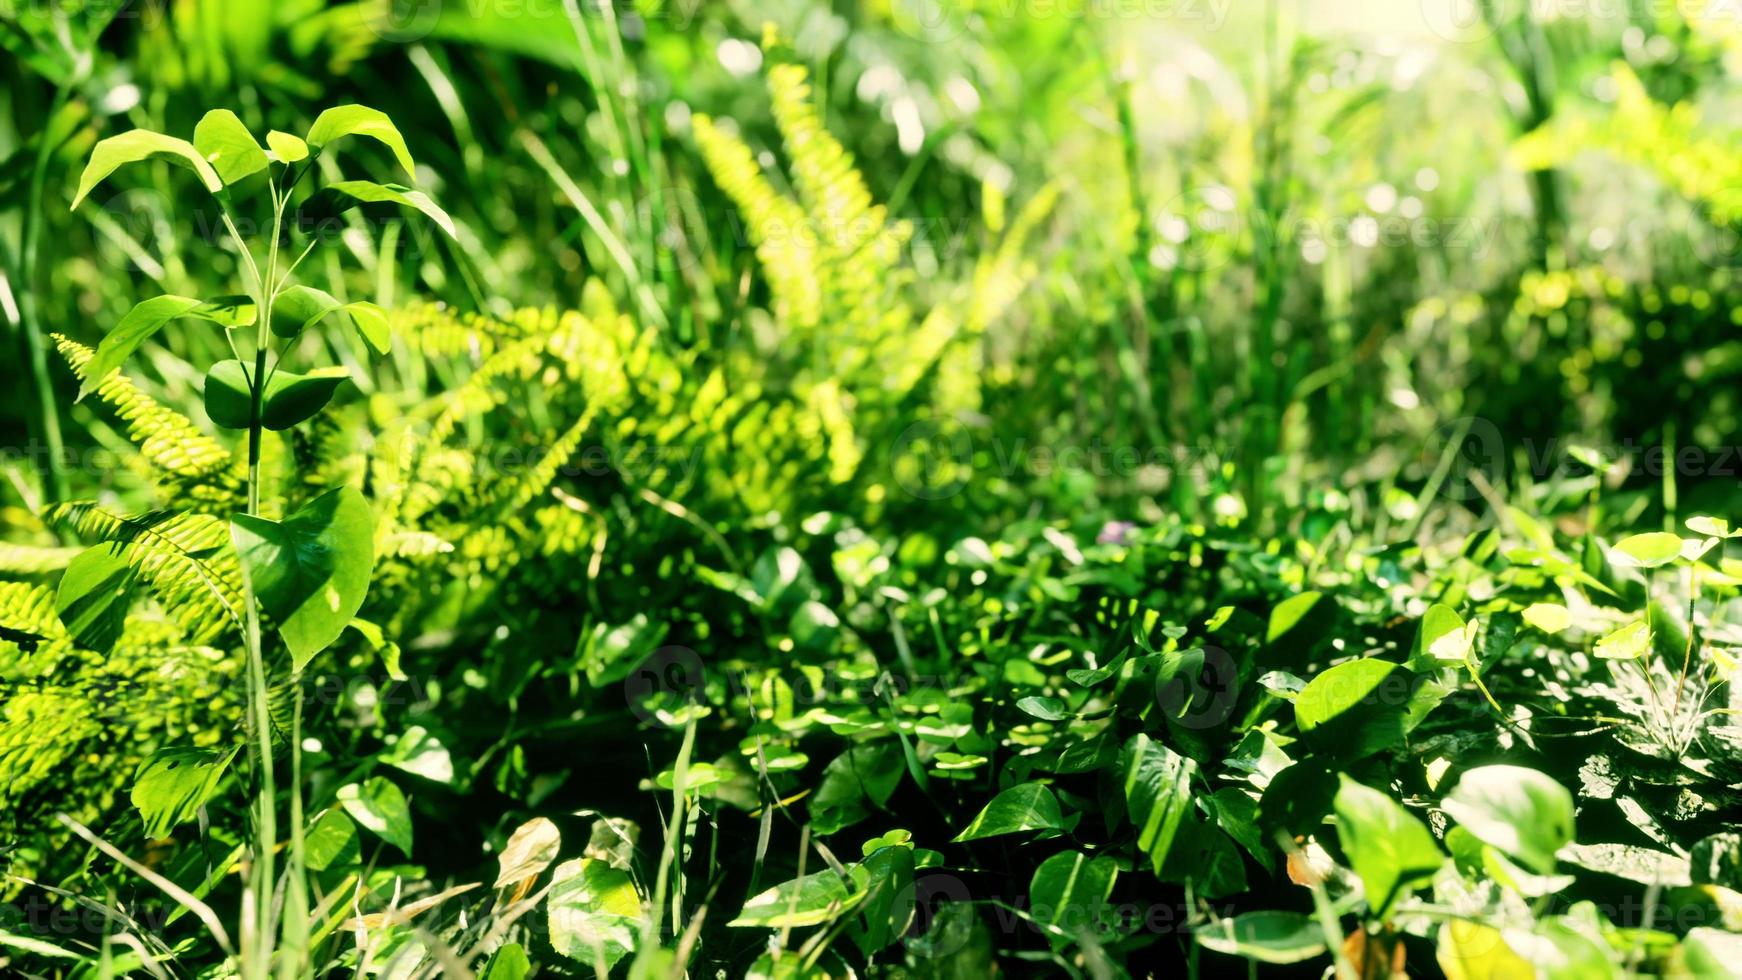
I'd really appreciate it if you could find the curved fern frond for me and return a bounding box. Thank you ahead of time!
[43,502,245,641]
[53,334,244,503]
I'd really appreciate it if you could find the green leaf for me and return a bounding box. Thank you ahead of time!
[1294,658,1414,760]
[854,844,917,955]
[204,359,351,431]
[192,109,267,184]
[1121,733,1196,872]
[1418,603,1478,663]
[308,180,455,238]
[1610,532,1684,568]
[131,746,237,839]
[811,741,905,836]
[55,544,136,653]
[1686,516,1733,538]
[337,776,412,855]
[1437,920,1533,979]
[1679,928,1742,978]
[79,295,253,400]
[230,487,375,668]
[730,867,863,928]
[481,944,532,980]
[265,130,308,163]
[1442,765,1575,875]
[305,104,416,175]
[547,857,641,965]
[305,808,359,871]
[952,781,1065,842]
[1523,602,1572,634]
[1029,850,1118,939]
[1016,695,1070,721]
[1333,775,1443,917]
[71,129,222,208]
[1266,591,1325,644]
[1198,911,1327,965]
[1594,620,1651,660]
[345,300,392,354]
[0,926,85,961]
[380,725,454,784]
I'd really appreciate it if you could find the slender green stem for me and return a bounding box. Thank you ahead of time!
[18,82,72,501]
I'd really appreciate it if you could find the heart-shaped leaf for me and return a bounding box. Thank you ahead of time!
[953,781,1065,842]
[193,110,268,185]
[204,359,350,431]
[1333,775,1443,917]
[337,776,412,855]
[1610,532,1684,569]
[55,544,137,654]
[265,130,309,163]
[548,858,642,964]
[1441,765,1574,875]
[132,746,238,839]
[306,105,416,175]
[1594,620,1651,660]
[72,129,222,208]
[231,486,375,668]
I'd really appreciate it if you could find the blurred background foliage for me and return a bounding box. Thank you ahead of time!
[6,0,1742,532]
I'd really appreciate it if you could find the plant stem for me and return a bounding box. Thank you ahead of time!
[18,81,71,502]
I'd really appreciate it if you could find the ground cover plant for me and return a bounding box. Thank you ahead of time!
[2,1,1742,977]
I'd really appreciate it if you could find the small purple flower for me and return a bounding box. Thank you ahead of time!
[1097,520,1137,545]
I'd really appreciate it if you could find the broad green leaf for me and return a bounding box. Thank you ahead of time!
[265,129,308,163]
[1609,532,1684,568]
[1594,620,1651,660]
[337,776,412,854]
[380,725,453,783]
[305,808,358,871]
[811,741,905,835]
[495,817,561,888]
[308,180,455,238]
[1523,602,1572,634]
[204,359,351,431]
[305,104,416,175]
[1266,591,1324,644]
[230,486,375,667]
[271,284,345,339]
[952,781,1065,842]
[1294,658,1414,760]
[193,109,267,184]
[1121,733,1195,872]
[1016,695,1070,721]
[79,295,253,400]
[730,867,863,928]
[855,844,917,955]
[547,857,641,966]
[1029,851,1118,939]
[1442,765,1574,875]
[1437,920,1533,980]
[1333,775,1443,917]
[481,944,532,980]
[131,745,237,839]
[55,544,135,653]
[71,129,222,207]
[1686,516,1733,538]
[1678,928,1742,978]
[345,301,392,354]
[1159,811,1248,898]
[1419,604,1478,663]
[1198,911,1327,965]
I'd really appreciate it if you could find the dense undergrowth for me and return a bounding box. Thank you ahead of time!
[4,1,1742,978]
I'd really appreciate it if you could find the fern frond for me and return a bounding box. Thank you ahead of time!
[53,334,244,502]
[43,502,245,642]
